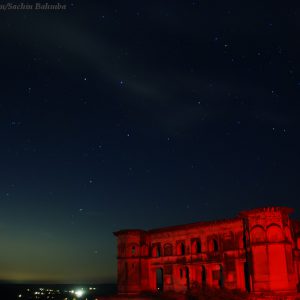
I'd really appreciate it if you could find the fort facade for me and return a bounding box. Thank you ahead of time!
[114,207,300,298]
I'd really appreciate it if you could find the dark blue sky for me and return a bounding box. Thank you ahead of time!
[0,1,300,283]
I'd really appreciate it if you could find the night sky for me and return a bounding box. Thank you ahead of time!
[1,0,300,284]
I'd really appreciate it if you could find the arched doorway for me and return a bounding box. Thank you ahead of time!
[156,268,163,291]
[201,266,206,287]
[244,262,250,292]
[186,267,190,290]
[219,265,224,288]
[208,239,218,252]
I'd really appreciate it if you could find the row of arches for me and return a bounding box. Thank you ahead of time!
[155,264,226,291]
[121,239,220,258]
[122,234,247,258]
[120,231,249,258]
[128,228,298,255]
[152,238,219,258]
[250,224,293,243]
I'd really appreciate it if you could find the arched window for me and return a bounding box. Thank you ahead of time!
[191,240,201,254]
[208,238,218,252]
[222,231,234,251]
[129,243,139,256]
[157,245,161,257]
[164,244,173,256]
[141,244,149,256]
[250,226,266,243]
[267,224,284,242]
[177,242,185,255]
[152,244,161,257]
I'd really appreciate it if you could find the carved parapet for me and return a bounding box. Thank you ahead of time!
[239,206,294,217]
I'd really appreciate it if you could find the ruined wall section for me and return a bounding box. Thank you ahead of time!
[147,218,245,292]
[114,230,150,294]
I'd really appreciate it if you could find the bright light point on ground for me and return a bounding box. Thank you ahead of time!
[75,289,84,298]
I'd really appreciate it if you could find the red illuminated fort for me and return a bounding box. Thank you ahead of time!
[114,207,300,299]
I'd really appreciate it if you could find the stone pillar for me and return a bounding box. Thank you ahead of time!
[235,260,246,291]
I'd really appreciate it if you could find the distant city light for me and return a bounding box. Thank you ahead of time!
[75,288,85,298]
[11,285,96,300]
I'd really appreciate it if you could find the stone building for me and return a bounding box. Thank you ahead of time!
[114,207,300,297]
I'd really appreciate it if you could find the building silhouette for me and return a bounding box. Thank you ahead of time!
[114,207,300,298]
